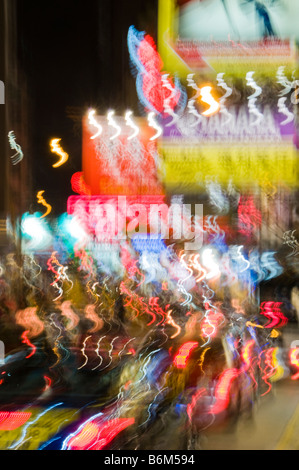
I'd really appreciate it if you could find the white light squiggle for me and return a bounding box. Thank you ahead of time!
[92,335,106,371]
[147,112,162,141]
[107,110,121,140]
[125,110,139,140]
[88,109,103,140]
[186,74,202,127]
[277,66,292,97]
[216,73,233,125]
[162,73,180,127]
[8,131,24,165]
[78,335,92,370]
[278,97,294,125]
[246,71,263,126]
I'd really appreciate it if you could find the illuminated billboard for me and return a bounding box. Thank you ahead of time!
[158,0,299,77]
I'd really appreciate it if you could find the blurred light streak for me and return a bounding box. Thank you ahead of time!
[259,348,276,396]
[9,402,63,450]
[199,347,211,374]
[291,79,299,105]
[85,305,103,333]
[282,230,299,257]
[107,110,121,140]
[187,73,202,126]
[241,339,258,388]
[65,417,135,450]
[92,336,106,371]
[100,336,119,371]
[200,86,220,117]
[201,248,220,281]
[216,72,233,125]
[165,309,181,339]
[178,253,193,306]
[8,131,23,165]
[118,338,136,359]
[43,375,52,393]
[21,331,37,359]
[36,191,52,219]
[278,97,294,125]
[187,388,206,422]
[201,310,224,340]
[49,314,64,366]
[71,172,91,196]
[260,252,283,281]
[289,348,299,381]
[246,71,263,126]
[15,307,44,338]
[147,112,162,140]
[125,110,139,140]
[270,348,286,383]
[260,302,288,329]
[162,73,180,125]
[0,412,32,431]
[210,368,239,415]
[88,109,103,139]
[173,342,198,369]
[277,66,292,97]
[50,138,69,168]
[191,254,206,283]
[128,25,184,115]
[61,411,103,450]
[78,335,92,370]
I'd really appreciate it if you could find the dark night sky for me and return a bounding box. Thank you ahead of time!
[15,0,158,215]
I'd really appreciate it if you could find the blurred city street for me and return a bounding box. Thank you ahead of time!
[1,0,299,452]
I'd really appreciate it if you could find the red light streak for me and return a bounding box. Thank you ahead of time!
[67,418,135,450]
[71,172,91,196]
[21,331,36,359]
[173,342,198,369]
[210,368,239,415]
[259,347,276,396]
[187,388,206,422]
[0,412,32,431]
[260,302,288,329]
[43,375,52,392]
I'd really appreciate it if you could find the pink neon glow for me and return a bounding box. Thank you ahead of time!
[201,310,224,339]
[67,418,135,450]
[173,342,198,369]
[238,195,262,237]
[259,347,276,396]
[290,348,299,381]
[210,368,239,415]
[138,35,180,114]
[260,302,288,329]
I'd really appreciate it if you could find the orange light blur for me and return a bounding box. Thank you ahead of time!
[37,190,52,218]
[50,138,69,168]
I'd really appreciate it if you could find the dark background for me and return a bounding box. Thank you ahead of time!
[14,0,158,215]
